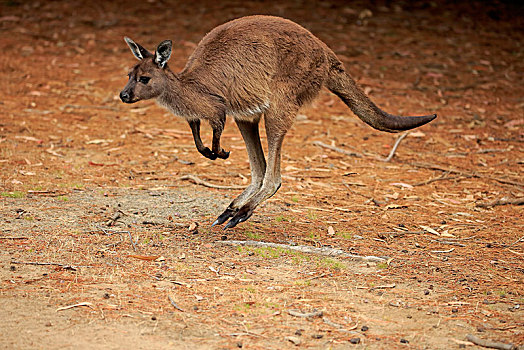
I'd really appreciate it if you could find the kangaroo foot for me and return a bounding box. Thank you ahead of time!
[223,205,254,230]
[199,147,218,160]
[215,148,230,159]
[212,207,237,227]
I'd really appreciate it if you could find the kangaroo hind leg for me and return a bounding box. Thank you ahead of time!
[222,104,297,229]
[213,118,266,226]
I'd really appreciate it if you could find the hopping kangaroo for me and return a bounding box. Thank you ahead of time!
[120,15,436,229]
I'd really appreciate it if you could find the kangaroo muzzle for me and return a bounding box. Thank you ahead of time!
[119,90,134,103]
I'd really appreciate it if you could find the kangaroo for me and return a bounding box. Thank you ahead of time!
[120,15,436,229]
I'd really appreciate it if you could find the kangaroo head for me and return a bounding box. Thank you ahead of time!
[120,37,172,104]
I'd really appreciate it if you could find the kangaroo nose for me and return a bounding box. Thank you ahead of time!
[119,91,129,102]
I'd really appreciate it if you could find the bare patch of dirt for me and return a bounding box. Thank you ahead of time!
[1,0,522,349]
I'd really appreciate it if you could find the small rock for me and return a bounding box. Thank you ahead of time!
[295,329,302,336]
[151,316,157,321]
[424,290,430,295]
[188,222,199,234]
[311,334,323,339]
[236,341,242,348]
[400,338,409,343]
[361,325,369,332]
[350,337,360,344]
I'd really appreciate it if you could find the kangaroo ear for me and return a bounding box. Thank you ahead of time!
[154,40,172,68]
[124,37,153,60]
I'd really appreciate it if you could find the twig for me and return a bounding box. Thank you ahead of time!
[288,309,323,318]
[0,236,28,240]
[322,317,350,331]
[56,302,94,312]
[312,141,363,158]
[509,235,524,247]
[168,294,185,312]
[306,273,330,281]
[430,239,466,247]
[430,248,455,253]
[382,132,409,162]
[127,231,138,252]
[410,162,524,188]
[413,172,471,187]
[179,174,244,190]
[476,197,524,208]
[475,148,508,154]
[218,240,388,262]
[11,260,80,270]
[356,284,396,290]
[97,225,137,251]
[465,334,515,350]
[227,332,265,338]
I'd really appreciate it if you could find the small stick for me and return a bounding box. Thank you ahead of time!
[410,162,523,188]
[179,174,244,190]
[11,260,80,270]
[356,284,396,290]
[476,197,524,208]
[381,132,409,162]
[218,240,388,262]
[168,295,185,312]
[127,231,138,252]
[465,334,515,350]
[312,141,363,158]
[0,237,28,240]
[430,248,455,253]
[509,235,524,247]
[56,302,94,312]
[288,309,323,318]
[306,273,330,281]
[413,173,470,187]
[322,317,348,331]
[430,239,466,247]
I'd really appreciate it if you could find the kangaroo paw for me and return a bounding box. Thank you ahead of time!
[216,149,230,159]
[200,147,218,160]
[212,207,237,227]
[223,206,253,230]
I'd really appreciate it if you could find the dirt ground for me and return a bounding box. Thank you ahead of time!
[1,0,523,349]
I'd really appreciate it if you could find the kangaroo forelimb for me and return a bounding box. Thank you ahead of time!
[211,118,230,160]
[188,120,217,160]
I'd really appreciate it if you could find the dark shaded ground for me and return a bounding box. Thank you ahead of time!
[1,0,523,348]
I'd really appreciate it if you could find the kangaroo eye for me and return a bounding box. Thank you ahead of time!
[139,76,151,84]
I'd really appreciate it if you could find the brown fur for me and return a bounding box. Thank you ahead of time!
[120,15,437,228]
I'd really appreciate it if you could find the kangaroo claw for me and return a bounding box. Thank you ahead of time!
[213,207,237,227]
[223,207,253,230]
[216,149,230,159]
[200,147,218,160]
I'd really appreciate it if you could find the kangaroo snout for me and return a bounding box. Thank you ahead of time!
[119,90,133,103]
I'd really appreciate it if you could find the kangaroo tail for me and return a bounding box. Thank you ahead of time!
[326,67,436,133]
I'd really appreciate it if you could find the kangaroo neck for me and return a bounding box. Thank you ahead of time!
[158,70,224,121]
[158,71,207,119]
